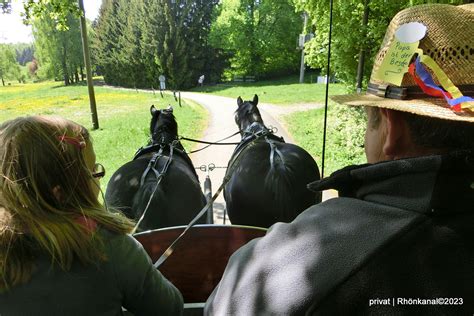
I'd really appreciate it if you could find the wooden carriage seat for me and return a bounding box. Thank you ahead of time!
[133,224,267,304]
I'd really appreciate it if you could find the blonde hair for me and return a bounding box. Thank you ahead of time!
[0,116,134,291]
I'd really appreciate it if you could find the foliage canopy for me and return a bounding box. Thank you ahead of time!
[0,44,21,86]
[210,0,302,78]
[294,0,469,89]
[93,0,223,90]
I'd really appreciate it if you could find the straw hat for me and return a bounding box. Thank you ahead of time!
[332,4,474,122]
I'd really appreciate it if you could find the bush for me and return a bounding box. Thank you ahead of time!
[285,102,366,176]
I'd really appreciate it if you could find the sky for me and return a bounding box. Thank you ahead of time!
[0,0,103,44]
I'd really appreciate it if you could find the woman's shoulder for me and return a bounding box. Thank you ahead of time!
[98,228,144,256]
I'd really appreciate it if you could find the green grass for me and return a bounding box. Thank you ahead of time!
[0,81,207,191]
[1,76,367,184]
[192,75,347,105]
[285,102,367,176]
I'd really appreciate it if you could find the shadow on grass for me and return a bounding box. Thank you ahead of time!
[52,78,107,89]
[190,73,322,94]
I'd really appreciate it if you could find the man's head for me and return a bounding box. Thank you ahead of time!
[333,4,474,163]
[365,107,474,163]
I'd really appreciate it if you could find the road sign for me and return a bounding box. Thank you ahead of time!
[159,75,166,90]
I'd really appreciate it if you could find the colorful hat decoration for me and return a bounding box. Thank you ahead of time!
[332,4,474,122]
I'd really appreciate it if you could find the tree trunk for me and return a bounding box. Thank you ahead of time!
[75,70,79,83]
[1,76,4,86]
[356,0,370,93]
[62,44,70,86]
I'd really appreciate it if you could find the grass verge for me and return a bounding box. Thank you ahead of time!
[0,81,207,191]
[284,102,367,176]
[192,75,347,105]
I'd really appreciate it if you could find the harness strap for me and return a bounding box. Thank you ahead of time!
[258,136,287,172]
[227,124,284,173]
[133,145,174,233]
[269,139,276,170]
[140,147,164,186]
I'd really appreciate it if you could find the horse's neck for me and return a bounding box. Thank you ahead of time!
[152,132,178,146]
[242,121,267,138]
[134,134,180,161]
[232,121,284,159]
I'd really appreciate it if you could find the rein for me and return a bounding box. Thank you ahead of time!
[152,123,275,268]
[179,131,241,154]
[153,137,261,268]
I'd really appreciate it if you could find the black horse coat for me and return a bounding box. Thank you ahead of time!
[105,106,206,232]
[224,96,321,228]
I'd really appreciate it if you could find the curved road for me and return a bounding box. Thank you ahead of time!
[180,92,326,224]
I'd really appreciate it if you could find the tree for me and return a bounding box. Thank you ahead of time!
[0,44,21,86]
[157,0,189,89]
[294,0,468,89]
[27,58,39,78]
[94,0,221,89]
[141,0,208,89]
[24,0,99,129]
[13,44,36,66]
[119,0,147,88]
[210,0,301,78]
[23,0,80,31]
[32,4,84,85]
[0,0,12,14]
[181,0,222,85]
[93,0,129,86]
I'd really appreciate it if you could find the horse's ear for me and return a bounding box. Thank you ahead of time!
[167,105,174,113]
[253,94,258,106]
[150,105,158,116]
[237,96,243,107]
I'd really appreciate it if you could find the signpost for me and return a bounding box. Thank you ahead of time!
[159,75,166,90]
[299,12,314,84]
[198,75,205,86]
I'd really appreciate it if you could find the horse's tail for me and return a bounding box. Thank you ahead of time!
[263,142,298,222]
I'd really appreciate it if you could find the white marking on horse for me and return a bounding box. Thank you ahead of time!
[129,177,139,187]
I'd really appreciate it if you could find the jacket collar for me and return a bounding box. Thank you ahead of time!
[308,151,474,215]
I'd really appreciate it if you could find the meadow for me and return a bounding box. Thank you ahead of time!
[0,81,208,191]
[192,75,347,105]
[1,76,367,186]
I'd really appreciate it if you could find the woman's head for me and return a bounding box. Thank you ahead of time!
[0,116,133,291]
[0,116,101,224]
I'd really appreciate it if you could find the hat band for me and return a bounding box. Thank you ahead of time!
[367,83,474,100]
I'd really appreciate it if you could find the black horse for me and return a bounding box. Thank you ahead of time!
[224,95,321,228]
[105,105,206,232]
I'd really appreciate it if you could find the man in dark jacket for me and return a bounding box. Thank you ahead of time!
[205,3,474,315]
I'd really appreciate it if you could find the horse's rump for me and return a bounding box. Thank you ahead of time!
[106,153,206,230]
[225,140,320,227]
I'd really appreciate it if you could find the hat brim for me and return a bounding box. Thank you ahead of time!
[331,93,474,123]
